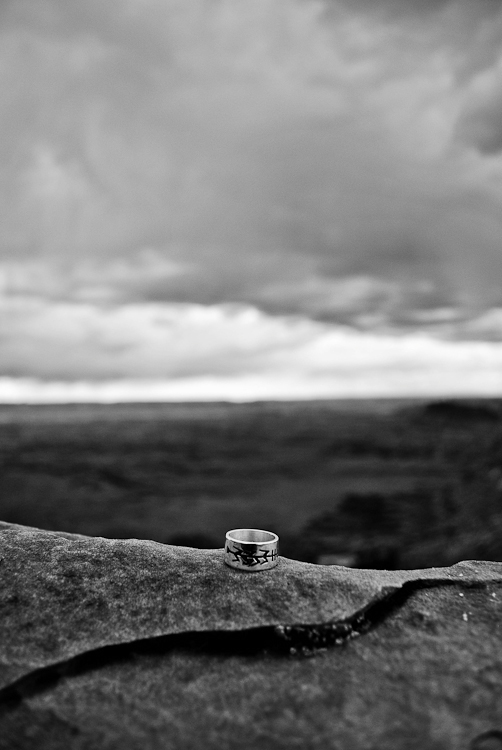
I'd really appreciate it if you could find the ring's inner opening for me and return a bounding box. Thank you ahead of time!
[228,529,276,544]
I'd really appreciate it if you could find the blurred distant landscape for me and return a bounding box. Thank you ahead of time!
[1,398,502,569]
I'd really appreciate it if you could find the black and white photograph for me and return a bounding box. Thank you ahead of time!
[1,1,502,747]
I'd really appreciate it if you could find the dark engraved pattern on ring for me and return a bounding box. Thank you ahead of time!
[226,542,278,567]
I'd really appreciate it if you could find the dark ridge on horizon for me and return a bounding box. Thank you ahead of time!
[0,398,440,426]
[1,397,501,419]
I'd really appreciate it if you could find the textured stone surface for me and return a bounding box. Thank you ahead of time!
[1,522,502,749]
[2,585,502,750]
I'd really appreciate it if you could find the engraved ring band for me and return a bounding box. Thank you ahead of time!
[224,528,279,572]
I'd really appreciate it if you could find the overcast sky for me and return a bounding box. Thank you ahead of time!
[1,0,502,401]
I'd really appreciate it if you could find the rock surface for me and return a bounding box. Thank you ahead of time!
[0,522,502,749]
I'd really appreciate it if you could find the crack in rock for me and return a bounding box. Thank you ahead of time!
[273,578,492,654]
[0,578,494,712]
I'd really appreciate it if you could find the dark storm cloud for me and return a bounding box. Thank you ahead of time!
[2,0,502,350]
[333,0,502,22]
[456,86,502,154]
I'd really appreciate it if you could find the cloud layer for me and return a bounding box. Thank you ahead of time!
[1,0,502,395]
[2,298,502,399]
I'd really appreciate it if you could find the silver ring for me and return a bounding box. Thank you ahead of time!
[224,528,279,572]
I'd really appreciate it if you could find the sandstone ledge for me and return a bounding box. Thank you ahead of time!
[0,522,501,749]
